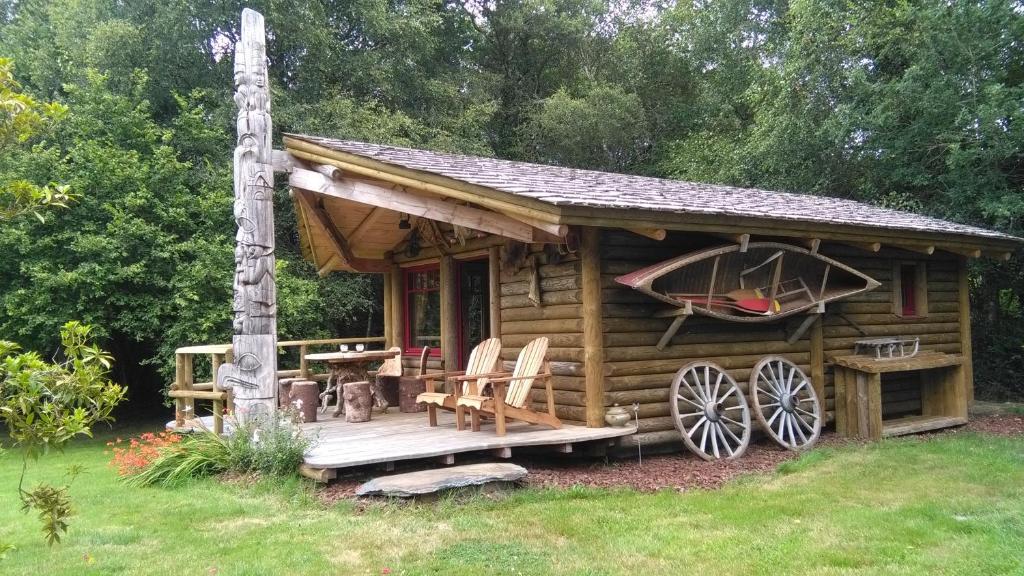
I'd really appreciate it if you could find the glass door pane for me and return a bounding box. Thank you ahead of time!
[458,259,491,369]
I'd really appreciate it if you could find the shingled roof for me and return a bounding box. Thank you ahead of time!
[286,134,1020,246]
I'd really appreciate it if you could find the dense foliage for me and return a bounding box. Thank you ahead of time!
[1,0,1022,399]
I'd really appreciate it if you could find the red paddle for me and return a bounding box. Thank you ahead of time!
[682,296,772,314]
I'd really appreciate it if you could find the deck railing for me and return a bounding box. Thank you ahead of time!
[169,336,386,433]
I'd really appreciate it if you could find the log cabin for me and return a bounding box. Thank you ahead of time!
[181,10,1022,473]
[278,133,1020,454]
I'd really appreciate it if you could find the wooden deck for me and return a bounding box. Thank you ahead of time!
[300,411,635,472]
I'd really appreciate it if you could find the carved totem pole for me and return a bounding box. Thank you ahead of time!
[217,9,278,422]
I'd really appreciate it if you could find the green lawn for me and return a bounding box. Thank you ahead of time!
[1,430,1022,575]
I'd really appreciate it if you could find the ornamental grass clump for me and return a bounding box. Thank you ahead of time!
[225,409,312,478]
[118,409,312,487]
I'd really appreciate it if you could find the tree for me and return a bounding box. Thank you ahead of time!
[522,84,650,171]
[0,58,74,221]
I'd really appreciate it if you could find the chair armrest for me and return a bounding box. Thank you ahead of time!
[449,371,510,382]
[484,372,552,384]
[415,370,465,381]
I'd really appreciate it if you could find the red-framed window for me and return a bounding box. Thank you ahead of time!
[403,264,442,357]
[900,264,917,316]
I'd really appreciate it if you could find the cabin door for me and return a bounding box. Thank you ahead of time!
[456,258,492,370]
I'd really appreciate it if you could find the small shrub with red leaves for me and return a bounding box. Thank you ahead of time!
[107,431,182,477]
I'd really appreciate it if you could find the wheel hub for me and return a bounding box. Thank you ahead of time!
[781,393,797,413]
[704,401,724,422]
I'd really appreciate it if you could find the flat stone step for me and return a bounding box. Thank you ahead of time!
[355,463,528,497]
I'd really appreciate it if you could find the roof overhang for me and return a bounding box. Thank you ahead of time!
[280,136,1020,271]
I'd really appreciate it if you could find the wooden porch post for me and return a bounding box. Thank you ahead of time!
[958,256,974,406]
[440,255,458,371]
[383,270,393,347]
[488,246,502,339]
[215,8,278,422]
[390,265,404,355]
[809,316,825,418]
[581,227,606,427]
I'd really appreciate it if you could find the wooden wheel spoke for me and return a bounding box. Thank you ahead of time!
[715,423,733,457]
[766,407,784,427]
[791,380,808,396]
[677,393,704,410]
[757,384,781,400]
[794,411,814,433]
[703,365,713,404]
[687,416,708,437]
[784,363,796,393]
[785,413,798,446]
[759,374,782,396]
[795,406,818,419]
[711,372,724,403]
[686,368,707,403]
[720,415,748,430]
[710,422,721,458]
[720,422,743,446]
[700,420,711,452]
[719,387,737,403]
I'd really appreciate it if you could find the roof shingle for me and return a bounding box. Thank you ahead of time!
[287,134,1020,244]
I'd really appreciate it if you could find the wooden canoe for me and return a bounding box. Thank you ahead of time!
[615,242,881,323]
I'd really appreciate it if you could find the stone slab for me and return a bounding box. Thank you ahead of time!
[355,463,528,497]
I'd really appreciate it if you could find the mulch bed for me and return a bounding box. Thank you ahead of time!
[317,414,1023,503]
[958,413,1024,437]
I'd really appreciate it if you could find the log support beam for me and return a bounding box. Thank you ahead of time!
[581,227,607,427]
[653,302,693,351]
[943,246,982,258]
[786,303,824,345]
[845,241,881,253]
[715,233,750,252]
[624,227,666,241]
[291,167,563,244]
[894,243,935,255]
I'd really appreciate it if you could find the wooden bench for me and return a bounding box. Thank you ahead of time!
[833,351,967,440]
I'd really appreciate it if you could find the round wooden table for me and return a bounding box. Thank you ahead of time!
[305,349,400,417]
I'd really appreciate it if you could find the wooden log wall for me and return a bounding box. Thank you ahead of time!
[597,231,967,449]
[498,244,591,424]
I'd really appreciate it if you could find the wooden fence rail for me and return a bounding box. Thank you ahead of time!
[171,336,386,433]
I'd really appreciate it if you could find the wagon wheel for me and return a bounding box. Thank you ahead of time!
[749,356,822,450]
[670,361,751,460]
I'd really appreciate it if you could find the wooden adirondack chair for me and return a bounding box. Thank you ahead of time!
[455,337,560,436]
[415,337,502,430]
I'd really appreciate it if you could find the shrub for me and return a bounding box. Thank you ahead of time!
[225,410,312,477]
[107,431,183,476]
[0,321,125,546]
[121,410,313,487]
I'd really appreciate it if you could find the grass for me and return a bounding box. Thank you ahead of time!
[0,428,1022,575]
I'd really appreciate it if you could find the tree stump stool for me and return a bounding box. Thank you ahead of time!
[343,381,372,423]
[288,380,319,423]
[376,375,401,408]
[398,376,426,413]
[278,378,304,408]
